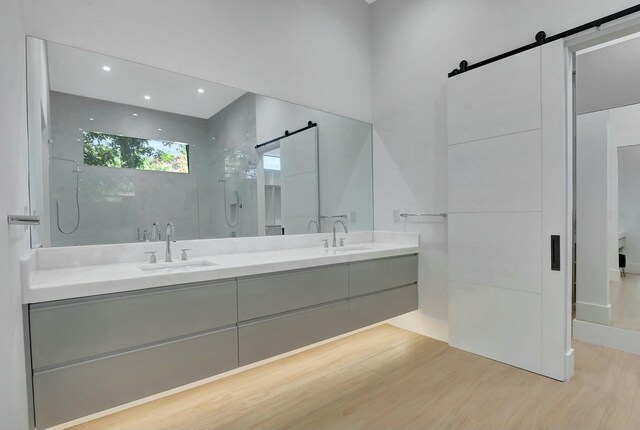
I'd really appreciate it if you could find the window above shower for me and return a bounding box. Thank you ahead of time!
[26,37,374,248]
[83,132,190,174]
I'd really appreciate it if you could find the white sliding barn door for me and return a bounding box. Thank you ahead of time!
[447,41,573,380]
[280,127,319,235]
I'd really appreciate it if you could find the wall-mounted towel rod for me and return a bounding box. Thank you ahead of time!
[400,212,447,218]
[8,214,40,225]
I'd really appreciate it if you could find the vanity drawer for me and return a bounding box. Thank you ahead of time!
[238,301,349,366]
[349,284,418,331]
[30,280,237,370]
[349,254,418,297]
[33,326,238,430]
[238,264,348,321]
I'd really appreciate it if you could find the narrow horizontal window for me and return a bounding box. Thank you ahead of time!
[263,155,281,171]
[83,131,190,174]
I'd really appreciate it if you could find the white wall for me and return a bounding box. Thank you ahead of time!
[20,0,372,123]
[576,34,640,114]
[610,103,640,274]
[371,0,639,341]
[0,0,31,428]
[618,145,640,274]
[575,111,611,324]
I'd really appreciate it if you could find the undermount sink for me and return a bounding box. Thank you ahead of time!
[139,259,216,272]
[330,246,372,253]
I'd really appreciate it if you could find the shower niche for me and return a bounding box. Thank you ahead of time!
[26,37,373,248]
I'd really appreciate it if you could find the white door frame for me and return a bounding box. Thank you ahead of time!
[566,14,640,353]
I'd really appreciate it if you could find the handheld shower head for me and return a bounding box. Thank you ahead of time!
[50,156,82,234]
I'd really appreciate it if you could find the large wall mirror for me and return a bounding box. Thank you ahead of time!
[26,37,373,248]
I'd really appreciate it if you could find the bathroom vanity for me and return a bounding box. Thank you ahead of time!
[22,232,419,429]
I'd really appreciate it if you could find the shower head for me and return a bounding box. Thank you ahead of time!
[51,156,83,173]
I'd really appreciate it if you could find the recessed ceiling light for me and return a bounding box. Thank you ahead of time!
[102,65,111,71]
[133,113,138,116]
[157,128,162,131]
[211,137,216,140]
[89,117,94,121]
[76,138,80,142]
[78,128,83,131]
[144,95,151,100]
[197,88,205,93]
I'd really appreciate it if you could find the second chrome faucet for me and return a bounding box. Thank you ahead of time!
[165,222,176,262]
[332,219,348,247]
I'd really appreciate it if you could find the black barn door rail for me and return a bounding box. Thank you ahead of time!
[255,121,317,150]
[448,4,640,78]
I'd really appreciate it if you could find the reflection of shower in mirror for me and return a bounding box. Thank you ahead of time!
[50,156,82,234]
[219,174,242,228]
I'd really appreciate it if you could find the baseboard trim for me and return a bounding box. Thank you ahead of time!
[573,319,640,355]
[609,268,621,282]
[626,262,640,275]
[575,300,611,325]
[564,348,575,380]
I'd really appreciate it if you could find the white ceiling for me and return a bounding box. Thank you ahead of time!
[47,42,246,120]
[364,0,376,4]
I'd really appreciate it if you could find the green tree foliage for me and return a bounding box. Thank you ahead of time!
[83,132,189,173]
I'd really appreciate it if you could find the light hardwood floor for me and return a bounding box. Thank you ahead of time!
[71,324,640,430]
[610,273,640,332]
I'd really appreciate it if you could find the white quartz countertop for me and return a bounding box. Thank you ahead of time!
[24,237,419,304]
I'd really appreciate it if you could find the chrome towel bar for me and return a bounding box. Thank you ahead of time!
[400,212,447,218]
[8,214,40,225]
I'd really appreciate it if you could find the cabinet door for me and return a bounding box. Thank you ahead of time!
[33,327,238,430]
[349,284,418,331]
[238,265,348,321]
[30,280,237,370]
[349,255,418,297]
[238,302,348,366]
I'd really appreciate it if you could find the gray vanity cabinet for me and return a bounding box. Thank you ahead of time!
[237,265,349,321]
[238,302,349,365]
[30,280,237,370]
[33,327,238,429]
[28,253,419,429]
[349,284,418,330]
[349,254,418,296]
[29,280,239,430]
[237,265,350,366]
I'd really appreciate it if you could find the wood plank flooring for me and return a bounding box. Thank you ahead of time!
[610,273,640,332]
[71,324,640,430]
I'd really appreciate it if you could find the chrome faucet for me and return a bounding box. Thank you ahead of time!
[151,222,161,241]
[307,219,319,233]
[165,222,176,262]
[332,219,348,247]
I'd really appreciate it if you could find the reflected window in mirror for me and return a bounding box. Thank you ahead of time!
[83,131,190,174]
